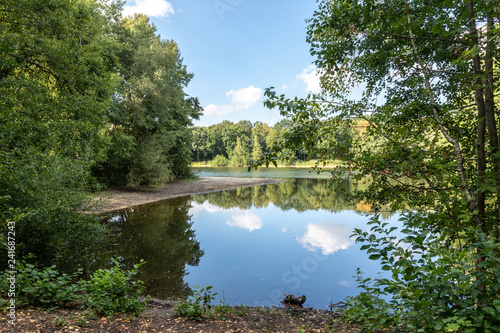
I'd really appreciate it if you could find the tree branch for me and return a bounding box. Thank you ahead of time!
[8,53,60,80]
[406,2,475,206]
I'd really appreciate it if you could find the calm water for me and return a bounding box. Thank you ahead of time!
[103,168,398,309]
[191,166,335,179]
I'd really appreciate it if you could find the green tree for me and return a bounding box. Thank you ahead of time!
[96,14,202,187]
[258,0,500,331]
[0,0,118,269]
[265,120,297,164]
[252,121,271,152]
[191,127,208,162]
[230,137,248,166]
[251,134,263,162]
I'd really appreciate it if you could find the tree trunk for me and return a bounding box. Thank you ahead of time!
[468,0,487,236]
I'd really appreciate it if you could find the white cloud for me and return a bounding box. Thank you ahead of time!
[281,84,288,90]
[226,210,263,232]
[203,104,235,117]
[298,222,354,255]
[296,65,322,93]
[123,0,175,18]
[204,85,263,116]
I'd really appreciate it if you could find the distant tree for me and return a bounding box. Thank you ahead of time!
[230,137,248,166]
[211,155,228,166]
[252,122,271,152]
[191,127,208,162]
[252,134,263,162]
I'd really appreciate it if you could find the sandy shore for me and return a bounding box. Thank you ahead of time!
[94,177,285,213]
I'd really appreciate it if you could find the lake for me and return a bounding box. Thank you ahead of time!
[102,167,398,309]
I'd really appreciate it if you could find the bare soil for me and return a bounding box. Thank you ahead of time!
[0,299,361,333]
[93,177,285,213]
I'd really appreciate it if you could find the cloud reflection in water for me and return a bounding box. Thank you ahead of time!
[299,222,354,255]
[226,210,263,232]
[189,202,263,232]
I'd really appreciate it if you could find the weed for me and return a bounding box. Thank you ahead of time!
[53,315,69,327]
[173,285,217,321]
[0,262,83,310]
[81,257,147,316]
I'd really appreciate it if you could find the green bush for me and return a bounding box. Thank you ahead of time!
[0,262,83,310]
[174,285,218,321]
[345,213,500,332]
[210,155,228,166]
[81,258,147,316]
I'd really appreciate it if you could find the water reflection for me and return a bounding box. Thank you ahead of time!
[192,178,392,219]
[226,210,263,232]
[103,178,397,308]
[103,197,204,298]
[299,222,354,255]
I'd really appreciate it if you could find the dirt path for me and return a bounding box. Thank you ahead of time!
[94,177,285,213]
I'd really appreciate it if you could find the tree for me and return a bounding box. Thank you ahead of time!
[252,134,263,162]
[191,127,208,162]
[252,121,271,152]
[96,14,202,187]
[0,0,118,269]
[230,137,248,166]
[258,0,500,331]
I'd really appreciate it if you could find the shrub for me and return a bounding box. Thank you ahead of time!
[0,262,83,310]
[344,213,500,332]
[81,258,147,316]
[174,285,218,321]
[211,155,228,166]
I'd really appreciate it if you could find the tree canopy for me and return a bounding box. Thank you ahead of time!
[94,14,202,187]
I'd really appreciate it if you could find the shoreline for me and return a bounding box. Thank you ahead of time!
[93,176,285,213]
[190,164,345,168]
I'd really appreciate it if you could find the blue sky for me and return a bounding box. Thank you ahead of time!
[122,0,321,127]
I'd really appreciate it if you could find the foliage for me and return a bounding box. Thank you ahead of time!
[211,155,229,166]
[0,0,118,270]
[173,285,218,321]
[81,258,147,316]
[0,258,148,316]
[345,213,500,332]
[230,137,248,166]
[254,0,500,330]
[0,262,83,310]
[1,0,199,275]
[95,14,202,187]
[252,134,263,162]
[190,119,351,165]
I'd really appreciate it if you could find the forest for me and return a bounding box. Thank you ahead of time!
[190,119,363,166]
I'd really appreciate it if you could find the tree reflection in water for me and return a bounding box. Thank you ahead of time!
[102,178,395,302]
[103,197,204,299]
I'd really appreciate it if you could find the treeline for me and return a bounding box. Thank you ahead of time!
[190,119,359,166]
[0,0,199,270]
